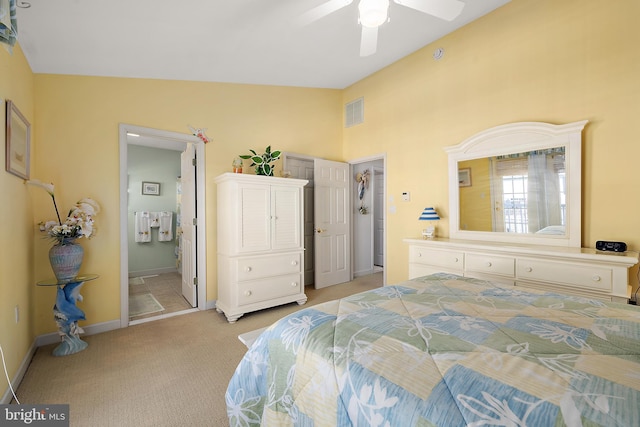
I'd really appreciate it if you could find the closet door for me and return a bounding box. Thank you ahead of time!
[238,183,271,253]
[271,185,302,250]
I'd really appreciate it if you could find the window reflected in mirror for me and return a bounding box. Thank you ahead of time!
[458,147,566,235]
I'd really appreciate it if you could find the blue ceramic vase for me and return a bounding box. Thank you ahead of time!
[49,241,84,282]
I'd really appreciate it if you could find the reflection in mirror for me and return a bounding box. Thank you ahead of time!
[445,121,588,248]
[458,147,566,235]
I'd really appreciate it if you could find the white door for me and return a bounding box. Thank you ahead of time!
[374,168,384,267]
[286,157,315,285]
[180,144,197,307]
[314,159,350,288]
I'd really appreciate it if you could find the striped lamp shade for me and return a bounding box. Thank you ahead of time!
[419,207,440,221]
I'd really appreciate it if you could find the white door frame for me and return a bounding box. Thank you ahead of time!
[349,153,387,286]
[118,124,207,327]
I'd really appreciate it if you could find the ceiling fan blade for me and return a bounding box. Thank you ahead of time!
[360,25,379,57]
[295,0,354,27]
[393,0,464,21]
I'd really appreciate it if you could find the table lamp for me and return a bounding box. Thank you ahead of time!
[419,207,440,239]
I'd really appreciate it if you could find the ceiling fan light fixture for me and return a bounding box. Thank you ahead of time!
[358,0,390,28]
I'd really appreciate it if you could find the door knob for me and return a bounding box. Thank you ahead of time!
[315,228,325,234]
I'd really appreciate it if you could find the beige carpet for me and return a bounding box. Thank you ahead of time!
[14,273,382,427]
[128,293,164,317]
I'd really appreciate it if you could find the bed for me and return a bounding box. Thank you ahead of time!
[226,273,640,426]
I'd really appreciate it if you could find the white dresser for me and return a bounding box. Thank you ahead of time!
[405,238,639,303]
[215,173,308,322]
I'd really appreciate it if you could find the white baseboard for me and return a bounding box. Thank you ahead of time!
[1,341,37,404]
[35,319,122,347]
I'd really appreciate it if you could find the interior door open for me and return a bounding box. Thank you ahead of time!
[314,159,350,289]
[180,144,197,307]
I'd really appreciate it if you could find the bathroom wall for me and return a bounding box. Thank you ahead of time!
[127,145,181,276]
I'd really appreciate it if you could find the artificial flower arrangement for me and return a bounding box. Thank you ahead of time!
[27,180,100,245]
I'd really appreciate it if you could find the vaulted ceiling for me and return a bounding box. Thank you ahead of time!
[16,0,510,89]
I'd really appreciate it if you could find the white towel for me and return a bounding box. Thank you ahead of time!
[134,211,151,243]
[149,212,160,228]
[158,211,173,242]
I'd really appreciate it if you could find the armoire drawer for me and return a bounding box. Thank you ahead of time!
[410,246,464,271]
[237,273,303,306]
[466,253,515,277]
[517,259,612,292]
[236,253,302,281]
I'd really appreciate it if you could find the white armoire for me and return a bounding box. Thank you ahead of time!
[214,173,308,323]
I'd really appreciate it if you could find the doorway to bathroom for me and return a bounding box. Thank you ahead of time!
[118,124,207,327]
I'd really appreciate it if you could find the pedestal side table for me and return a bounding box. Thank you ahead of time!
[36,274,98,356]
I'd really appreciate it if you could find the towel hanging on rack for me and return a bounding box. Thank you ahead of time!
[158,211,173,242]
[134,211,151,243]
[149,212,160,228]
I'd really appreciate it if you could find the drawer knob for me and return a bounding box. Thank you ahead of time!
[454,257,459,263]
[525,267,533,273]
[592,275,601,282]
[291,260,298,266]
[291,282,298,287]
[417,252,422,257]
[245,267,252,272]
[244,290,252,296]
[485,262,492,267]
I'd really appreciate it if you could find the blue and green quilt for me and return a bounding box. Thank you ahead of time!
[227,273,640,426]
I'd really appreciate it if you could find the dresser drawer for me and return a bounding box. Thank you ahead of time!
[466,253,515,277]
[517,258,612,292]
[237,273,303,306]
[237,253,302,281]
[410,246,464,270]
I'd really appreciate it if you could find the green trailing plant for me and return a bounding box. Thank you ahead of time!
[239,146,281,176]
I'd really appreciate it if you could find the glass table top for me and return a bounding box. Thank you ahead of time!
[37,274,99,286]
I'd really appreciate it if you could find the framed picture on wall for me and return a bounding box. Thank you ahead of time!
[5,100,31,179]
[142,181,160,195]
[458,168,472,187]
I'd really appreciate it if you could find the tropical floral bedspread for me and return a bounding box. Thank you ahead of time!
[226,273,640,426]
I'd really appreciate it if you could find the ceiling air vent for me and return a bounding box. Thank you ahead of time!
[345,97,364,128]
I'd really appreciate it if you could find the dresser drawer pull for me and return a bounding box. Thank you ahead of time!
[291,282,298,287]
[417,252,422,257]
[592,275,601,282]
[485,262,492,267]
[291,260,298,266]
[244,290,252,296]
[454,257,459,263]
[525,267,533,272]
[245,267,252,272]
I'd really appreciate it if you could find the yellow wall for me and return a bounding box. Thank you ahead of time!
[31,75,342,334]
[0,44,35,391]
[459,158,492,232]
[343,0,640,284]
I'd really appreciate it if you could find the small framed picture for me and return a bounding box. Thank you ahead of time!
[5,100,31,179]
[458,168,472,187]
[142,181,160,195]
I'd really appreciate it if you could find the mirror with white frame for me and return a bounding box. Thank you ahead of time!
[444,120,588,248]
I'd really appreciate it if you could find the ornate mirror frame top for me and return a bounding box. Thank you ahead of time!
[444,120,588,248]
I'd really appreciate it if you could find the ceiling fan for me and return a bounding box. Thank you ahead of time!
[296,0,465,57]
